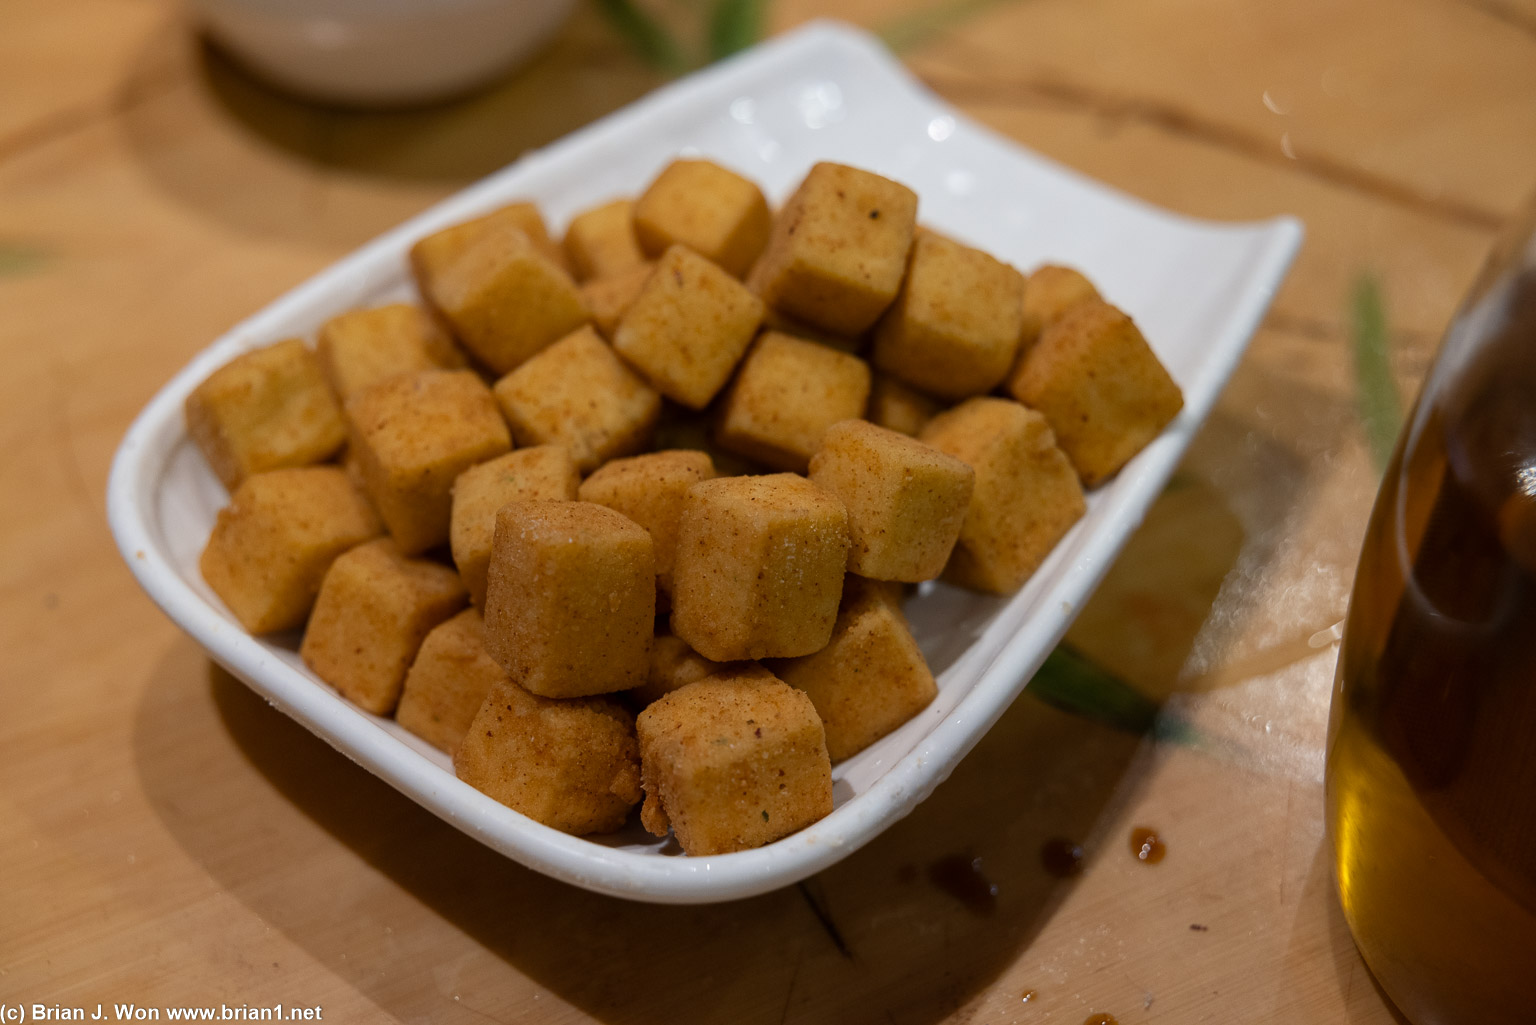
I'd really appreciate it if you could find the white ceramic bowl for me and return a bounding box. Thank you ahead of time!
[108,21,1302,903]
[191,0,576,105]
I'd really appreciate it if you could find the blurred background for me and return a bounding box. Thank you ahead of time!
[4,1,1534,1022]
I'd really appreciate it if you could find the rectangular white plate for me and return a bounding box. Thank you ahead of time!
[107,20,1301,904]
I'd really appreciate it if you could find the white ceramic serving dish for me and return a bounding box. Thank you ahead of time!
[108,20,1302,904]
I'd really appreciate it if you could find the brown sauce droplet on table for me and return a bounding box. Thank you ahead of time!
[927,853,998,915]
[1082,1015,1120,1025]
[1020,989,1038,1003]
[1040,837,1085,877]
[1130,826,1166,864]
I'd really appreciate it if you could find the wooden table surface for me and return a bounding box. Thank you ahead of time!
[4,0,1534,1021]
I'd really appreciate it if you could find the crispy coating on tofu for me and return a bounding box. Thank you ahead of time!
[612,245,765,409]
[409,201,569,294]
[871,230,1026,400]
[630,632,753,709]
[345,370,511,555]
[636,667,832,854]
[396,607,506,754]
[769,575,936,761]
[455,677,642,835]
[920,398,1086,593]
[450,446,580,607]
[808,419,974,582]
[1018,264,1100,350]
[670,474,850,661]
[300,538,467,715]
[867,373,942,437]
[1007,298,1183,486]
[577,450,717,593]
[715,332,872,473]
[492,326,661,472]
[634,159,772,277]
[483,501,655,697]
[185,339,348,490]
[316,303,462,400]
[580,261,655,340]
[199,466,382,634]
[749,163,918,336]
[563,197,647,281]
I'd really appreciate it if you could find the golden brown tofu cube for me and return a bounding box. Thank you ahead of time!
[450,446,580,607]
[768,576,936,761]
[637,667,833,854]
[316,303,462,400]
[633,159,772,277]
[808,419,974,582]
[1019,264,1100,349]
[749,162,918,336]
[300,538,467,714]
[920,398,1086,593]
[396,607,505,754]
[612,245,765,409]
[563,197,646,281]
[577,450,717,593]
[185,339,348,490]
[630,632,751,709]
[760,306,863,353]
[867,373,942,436]
[422,218,588,375]
[670,474,849,661]
[346,370,512,555]
[716,332,872,472]
[483,501,655,697]
[871,231,1026,400]
[409,201,569,295]
[492,326,660,473]
[581,261,654,340]
[455,677,641,835]
[199,466,382,634]
[1007,298,1183,486]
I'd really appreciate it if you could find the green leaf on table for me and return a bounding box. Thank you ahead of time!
[0,243,48,277]
[708,0,769,61]
[1028,644,1193,744]
[877,0,1024,53]
[593,0,690,74]
[1350,273,1402,471]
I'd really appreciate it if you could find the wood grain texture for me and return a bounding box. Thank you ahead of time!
[4,0,1533,1021]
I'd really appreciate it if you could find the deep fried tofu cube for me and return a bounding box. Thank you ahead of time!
[670,474,849,661]
[483,501,654,697]
[455,677,641,835]
[871,231,1025,400]
[450,446,580,606]
[396,608,504,754]
[199,466,382,633]
[633,159,772,277]
[637,667,833,854]
[716,332,872,472]
[920,398,1086,592]
[630,632,749,709]
[749,162,918,336]
[867,373,941,436]
[421,218,588,375]
[300,538,467,714]
[769,576,936,761]
[492,326,660,473]
[316,303,462,400]
[577,450,717,593]
[563,198,646,281]
[185,339,347,490]
[1019,264,1100,349]
[581,261,654,339]
[760,307,862,353]
[612,245,764,409]
[1008,298,1183,486]
[808,419,974,582]
[409,201,569,294]
[346,370,511,555]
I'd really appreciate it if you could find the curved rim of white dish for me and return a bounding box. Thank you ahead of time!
[107,19,1303,904]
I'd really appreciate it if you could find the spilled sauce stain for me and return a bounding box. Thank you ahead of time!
[1082,1015,1120,1025]
[1020,989,1038,1003]
[927,853,998,916]
[1040,837,1085,877]
[1130,826,1166,864]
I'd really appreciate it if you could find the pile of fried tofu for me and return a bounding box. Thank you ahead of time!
[187,159,1182,855]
